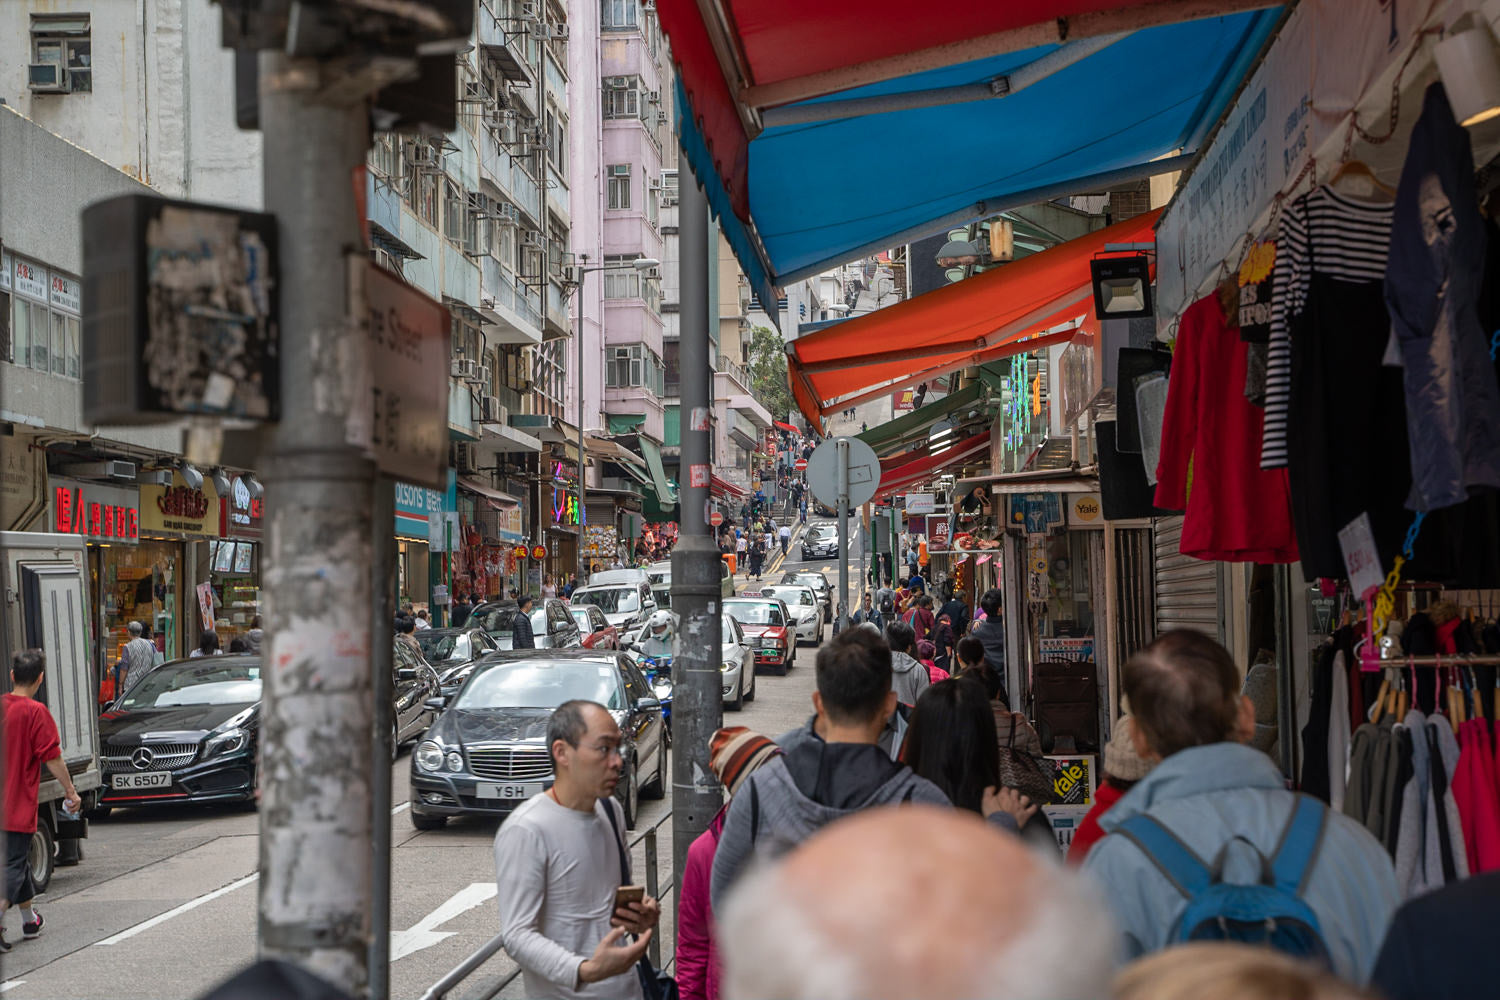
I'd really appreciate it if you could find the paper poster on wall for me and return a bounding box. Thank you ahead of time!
[196,582,217,632]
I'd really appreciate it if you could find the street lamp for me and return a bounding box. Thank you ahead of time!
[564,255,661,583]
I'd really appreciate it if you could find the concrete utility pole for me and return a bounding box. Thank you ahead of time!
[256,51,377,994]
[670,168,723,892]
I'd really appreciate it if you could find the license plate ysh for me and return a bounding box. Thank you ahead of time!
[113,772,172,790]
[476,781,543,800]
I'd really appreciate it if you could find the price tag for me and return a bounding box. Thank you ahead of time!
[1338,512,1383,601]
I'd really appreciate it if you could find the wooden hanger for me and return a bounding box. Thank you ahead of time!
[1329,159,1396,199]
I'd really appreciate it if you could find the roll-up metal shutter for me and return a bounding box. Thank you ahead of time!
[1153,516,1223,640]
[1114,527,1155,660]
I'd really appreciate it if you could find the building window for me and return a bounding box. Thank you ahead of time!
[30,15,91,94]
[370,133,397,179]
[645,178,659,228]
[604,78,640,119]
[603,254,640,299]
[6,256,80,378]
[606,164,631,210]
[601,0,638,30]
[545,109,567,179]
[442,179,465,246]
[606,344,663,394]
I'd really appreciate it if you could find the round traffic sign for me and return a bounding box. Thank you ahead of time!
[806,436,881,510]
[795,458,808,471]
[710,510,724,526]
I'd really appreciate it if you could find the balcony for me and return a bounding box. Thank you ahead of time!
[478,127,541,222]
[728,409,759,451]
[544,280,572,341]
[480,256,544,345]
[478,1,533,83]
[715,353,751,391]
[544,50,568,98]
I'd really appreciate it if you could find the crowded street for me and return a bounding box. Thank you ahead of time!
[7,2,1500,1000]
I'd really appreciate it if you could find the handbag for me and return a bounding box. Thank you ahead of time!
[601,799,678,1000]
[994,709,1056,805]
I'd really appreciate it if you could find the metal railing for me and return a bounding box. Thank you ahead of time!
[420,808,676,1000]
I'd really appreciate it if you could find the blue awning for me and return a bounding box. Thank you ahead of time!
[661,3,1282,312]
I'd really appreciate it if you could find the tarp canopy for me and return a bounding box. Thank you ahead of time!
[787,210,1158,425]
[858,364,1009,457]
[711,474,748,500]
[874,431,992,502]
[635,437,679,504]
[773,420,799,434]
[658,1,1280,304]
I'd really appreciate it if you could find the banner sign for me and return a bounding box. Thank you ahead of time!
[139,472,220,537]
[1156,0,1439,321]
[925,514,951,553]
[49,478,140,544]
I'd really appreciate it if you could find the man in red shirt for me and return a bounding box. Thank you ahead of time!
[3,649,80,953]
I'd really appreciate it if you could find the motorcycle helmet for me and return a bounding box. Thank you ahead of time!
[647,610,674,636]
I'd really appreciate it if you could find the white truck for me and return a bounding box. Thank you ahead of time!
[0,531,103,892]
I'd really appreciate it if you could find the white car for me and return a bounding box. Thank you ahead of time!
[569,582,658,633]
[756,585,823,645]
[720,613,756,711]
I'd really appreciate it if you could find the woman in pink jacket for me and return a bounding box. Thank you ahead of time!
[677,727,782,1000]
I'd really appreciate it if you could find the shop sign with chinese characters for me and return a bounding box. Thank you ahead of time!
[139,472,221,537]
[49,478,139,544]
[220,475,264,538]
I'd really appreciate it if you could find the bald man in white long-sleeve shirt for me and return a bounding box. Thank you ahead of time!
[494,699,660,999]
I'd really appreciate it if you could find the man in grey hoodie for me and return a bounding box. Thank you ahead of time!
[710,629,950,910]
[883,620,929,707]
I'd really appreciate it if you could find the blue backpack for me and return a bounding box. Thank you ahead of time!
[1115,795,1333,964]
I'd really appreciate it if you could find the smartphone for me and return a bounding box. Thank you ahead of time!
[614,885,645,909]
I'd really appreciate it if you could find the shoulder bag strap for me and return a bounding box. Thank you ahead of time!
[600,797,630,886]
[1268,795,1329,894]
[1113,814,1215,901]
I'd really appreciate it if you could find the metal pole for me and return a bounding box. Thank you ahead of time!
[860,502,869,598]
[837,440,850,633]
[670,164,723,894]
[370,477,395,1000]
[578,270,588,585]
[257,51,374,993]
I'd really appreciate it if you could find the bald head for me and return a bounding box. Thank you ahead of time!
[1124,630,1250,759]
[719,806,1114,1000]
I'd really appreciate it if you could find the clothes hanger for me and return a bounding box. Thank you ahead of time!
[1328,158,1396,200]
[1395,660,1410,720]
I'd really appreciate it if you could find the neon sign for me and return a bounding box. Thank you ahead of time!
[552,461,581,526]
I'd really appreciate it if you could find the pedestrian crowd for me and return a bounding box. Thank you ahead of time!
[489,611,1496,1000]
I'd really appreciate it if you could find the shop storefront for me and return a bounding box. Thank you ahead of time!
[395,479,447,613]
[138,470,221,656]
[207,474,265,650]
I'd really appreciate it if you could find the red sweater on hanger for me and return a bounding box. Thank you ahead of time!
[1155,294,1300,563]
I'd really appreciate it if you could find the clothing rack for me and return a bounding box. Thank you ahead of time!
[1358,652,1500,672]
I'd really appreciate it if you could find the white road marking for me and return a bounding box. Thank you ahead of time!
[1,981,26,994]
[95,873,259,946]
[390,882,498,962]
[392,801,411,815]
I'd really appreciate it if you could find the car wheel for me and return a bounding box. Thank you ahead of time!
[410,809,446,831]
[745,664,757,701]
[617,765,639,829]
[728,671,744,712]
[642,745,666,800]
[29,819,54,896]
[390,721,401,763]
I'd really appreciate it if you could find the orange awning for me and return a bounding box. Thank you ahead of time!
[787,209,1160,427]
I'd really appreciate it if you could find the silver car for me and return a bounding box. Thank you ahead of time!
[470,598,583,651]
[756,585,823,645]
[720,613,756,711]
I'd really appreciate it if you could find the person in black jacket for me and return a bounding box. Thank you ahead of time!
[1371,870,1500,1000]
[511,595,537,650]
[970,589,1007,693]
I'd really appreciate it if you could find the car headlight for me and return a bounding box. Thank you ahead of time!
[416,740,445,772]
[445,750,464,772]
[202,727,249,759]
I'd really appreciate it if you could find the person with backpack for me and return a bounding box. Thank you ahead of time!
[1082,630,1399,984]
[903,594,936,643]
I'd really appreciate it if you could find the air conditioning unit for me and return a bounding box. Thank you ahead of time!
[484,108,518,129]
[647,177,662,192]
[647,89,661,105]
[28,63,67,93]
[406,143,439,167]
[58,459,137,481]
[518,2,540,22]
[539,23,569,39]
[372,247,400,273]
[606,76,630,89]
[482,396,508,423]
[521,229,546,249]
[559,265,579,284]
[463,81,486,101]
[642,266,661,279]
[656,110,668,124]
[493,203,521,227]
[471,364,492,385]
[453,441,480,474]
[451,357,477,379]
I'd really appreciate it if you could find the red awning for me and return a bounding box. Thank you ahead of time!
[786,210,1158,426]
[773,420,799,434]
[874,432,992,502]
[711,475,749,500]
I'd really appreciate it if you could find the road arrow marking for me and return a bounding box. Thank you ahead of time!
[1,980,26,993]
[390,882,498,962]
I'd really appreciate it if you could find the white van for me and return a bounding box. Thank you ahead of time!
[0,532,103,892]
[587,568,652,588]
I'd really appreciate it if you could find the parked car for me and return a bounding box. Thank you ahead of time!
[567,582,656,633]
[721,613,756,710]
[571,604,620,650]
[801,525,841,561]
[645,561,734,598]
[415,626,500,686]
[724,596,795,675]
[587,568,651,587]
[409,649,665,830]
[646,561,672,586]
[470,598,582,650]
[391,640,447,751]
[781,570,834,617]
[757,585,824,645]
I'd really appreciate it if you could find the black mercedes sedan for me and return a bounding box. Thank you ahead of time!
[98,656,261,811]
[409,649,665,831]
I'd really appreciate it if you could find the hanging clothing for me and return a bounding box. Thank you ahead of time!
[1154,294,1298,562]
[1262,185,1395,469]
[1329,650,1351,811]
[1385,82,1500,511]
[1394,710,1437,895]
[1452,718,1500,873]
[1426,716,1469,883]
[1276,189,1417,580]
[1300,643,1336,802]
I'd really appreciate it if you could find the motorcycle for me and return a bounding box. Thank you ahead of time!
[625,645,674,748]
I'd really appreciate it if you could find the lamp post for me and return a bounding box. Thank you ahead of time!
[565,255,661,584]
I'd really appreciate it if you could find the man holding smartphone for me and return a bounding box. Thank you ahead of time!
[495,699,661,998]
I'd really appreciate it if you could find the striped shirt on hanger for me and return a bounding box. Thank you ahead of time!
[1260,186,1395,469]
